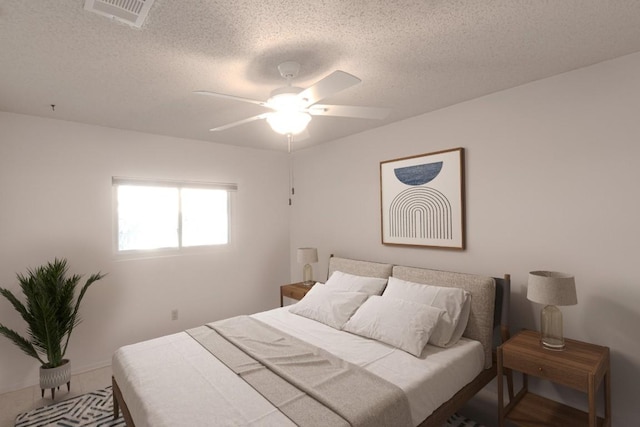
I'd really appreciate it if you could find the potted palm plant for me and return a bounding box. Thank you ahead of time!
[0,258,105,399]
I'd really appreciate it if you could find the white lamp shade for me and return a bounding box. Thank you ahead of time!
[527,271,577,306]
[297,248,318,264]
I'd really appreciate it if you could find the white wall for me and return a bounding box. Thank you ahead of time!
[290,52,640,425]
[0,113,291,393]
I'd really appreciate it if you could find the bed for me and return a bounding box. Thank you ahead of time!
[112,255,511,426]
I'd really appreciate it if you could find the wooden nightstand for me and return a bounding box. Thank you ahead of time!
[497,329,611,427]
[280,282,314,307]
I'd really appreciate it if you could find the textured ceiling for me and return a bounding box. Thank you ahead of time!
[2,1,640,151]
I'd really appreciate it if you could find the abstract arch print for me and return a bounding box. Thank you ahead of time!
[380,148,465,249]
[388,185,453,240]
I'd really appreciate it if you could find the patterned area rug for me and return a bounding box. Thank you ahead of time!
[445,412,486,427]
[15,386,124,427]
[15,385,483,427]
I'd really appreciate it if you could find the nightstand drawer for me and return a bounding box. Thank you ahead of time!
[281,286,309,300]
[503,352,587,390]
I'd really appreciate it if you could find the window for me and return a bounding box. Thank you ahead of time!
[113,178,236,252]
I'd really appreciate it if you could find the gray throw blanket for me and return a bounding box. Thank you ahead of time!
[187,316,412,427]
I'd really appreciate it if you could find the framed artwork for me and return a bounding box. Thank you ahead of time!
[380,147,465,249]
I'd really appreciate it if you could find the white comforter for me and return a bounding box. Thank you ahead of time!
[112,307,484,427]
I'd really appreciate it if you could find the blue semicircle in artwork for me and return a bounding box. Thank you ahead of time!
[394,162,443,186]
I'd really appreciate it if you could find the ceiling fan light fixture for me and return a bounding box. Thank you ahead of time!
[267,91,304,110]
[266,111,311,135]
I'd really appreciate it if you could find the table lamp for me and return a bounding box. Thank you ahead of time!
[527,271,577,350]
[297,248,318,286]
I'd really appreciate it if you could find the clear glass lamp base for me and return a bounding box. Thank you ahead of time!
[541,337,565,350]
[541,304,565,350]
[302,264,314,287]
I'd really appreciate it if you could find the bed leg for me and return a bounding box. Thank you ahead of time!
[112,377,120,419]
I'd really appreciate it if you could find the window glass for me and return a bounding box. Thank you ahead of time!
[181,188,228,247]
[114,180,234,252]
[117,185,179,251]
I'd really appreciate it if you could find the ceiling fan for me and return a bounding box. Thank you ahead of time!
[195,62,390,137]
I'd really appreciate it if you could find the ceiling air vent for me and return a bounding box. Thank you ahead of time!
[84,0,155,28]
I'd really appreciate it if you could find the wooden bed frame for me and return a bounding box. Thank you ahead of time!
[112,255,513,426]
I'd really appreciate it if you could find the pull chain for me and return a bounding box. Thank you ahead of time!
[288,134,294,206]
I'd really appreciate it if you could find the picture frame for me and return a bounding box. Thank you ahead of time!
[380,147,465,249]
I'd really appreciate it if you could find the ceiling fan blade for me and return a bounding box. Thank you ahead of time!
[209,114,269,131]
[308,104,390,120]
[297,71,361,107]
[194,91,268,108]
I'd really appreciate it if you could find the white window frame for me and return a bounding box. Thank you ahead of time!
[112,177,237,257]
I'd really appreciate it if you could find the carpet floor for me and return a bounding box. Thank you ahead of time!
[15,386,484,426]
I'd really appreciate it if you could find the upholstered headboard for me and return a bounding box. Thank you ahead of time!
[327,256,393,279]
[327,255,510,369]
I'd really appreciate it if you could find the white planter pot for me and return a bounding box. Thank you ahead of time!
[40,359,71,399]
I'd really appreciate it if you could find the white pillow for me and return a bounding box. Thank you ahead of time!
[289,284,369,329]
[324,271,388,296]
[448,295,472,346]
[383,276,471,347]
[343,296,445,357]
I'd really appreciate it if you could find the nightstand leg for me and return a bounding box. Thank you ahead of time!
[506,367,514,400]
[604,369,612,427]
[588,374,596,427]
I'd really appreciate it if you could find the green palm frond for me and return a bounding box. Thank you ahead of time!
[63,271,105,356]
[0,324,46,365]
[0,258,105,368]
[0,288,30,323]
